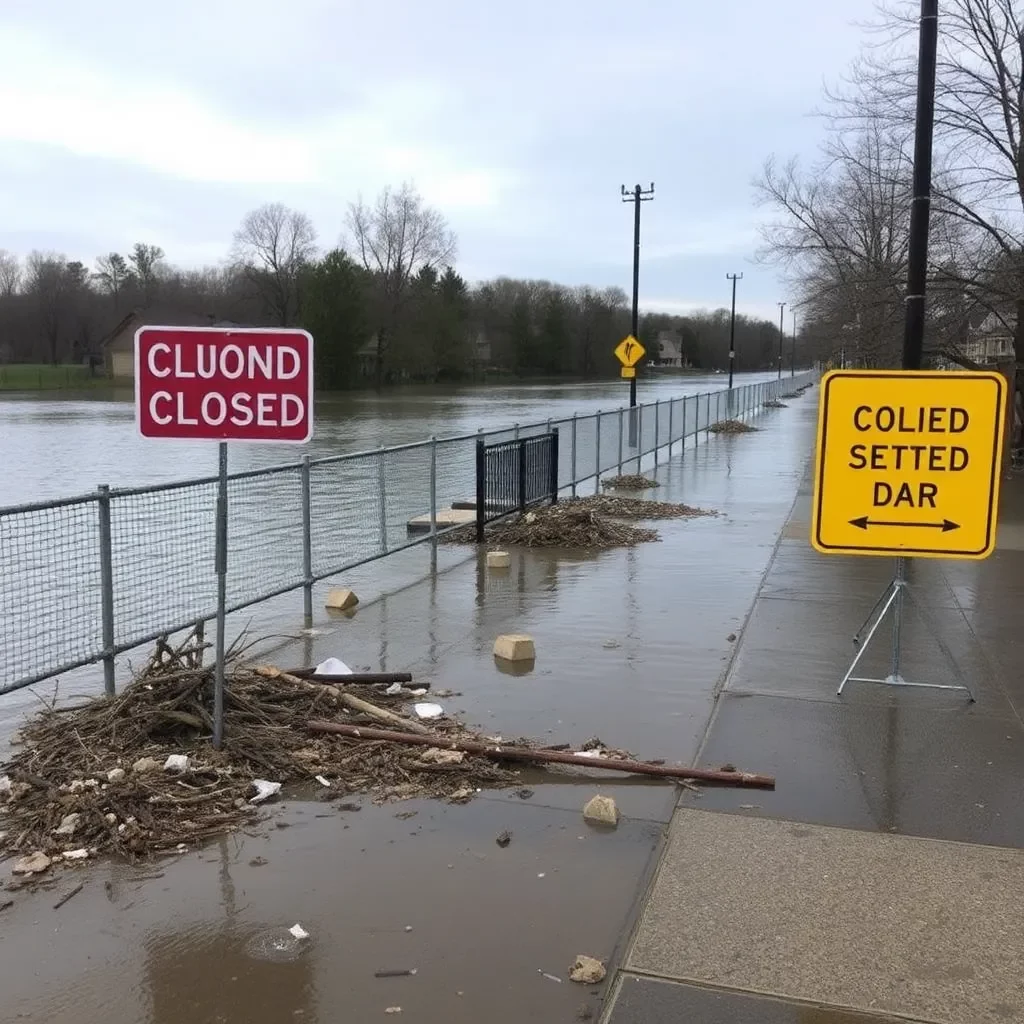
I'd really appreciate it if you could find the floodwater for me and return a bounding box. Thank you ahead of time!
[0,389,821,1024]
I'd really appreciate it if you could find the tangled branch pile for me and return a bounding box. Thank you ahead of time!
[0,632,517,862]
[709,419,759,434]
[443,496,715,550]
[763,400,788,409]
[601,474,660,490]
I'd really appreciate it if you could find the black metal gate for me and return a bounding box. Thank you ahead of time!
[474,430,559,541]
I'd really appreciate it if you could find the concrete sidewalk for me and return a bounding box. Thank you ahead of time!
[609,438,1024,1022]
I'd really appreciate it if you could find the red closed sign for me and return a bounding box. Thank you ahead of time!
[134,326,314,442]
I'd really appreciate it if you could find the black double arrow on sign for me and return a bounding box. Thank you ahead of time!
[849,516,960,532]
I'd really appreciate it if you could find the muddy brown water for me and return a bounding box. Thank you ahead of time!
[1,389,819,1023]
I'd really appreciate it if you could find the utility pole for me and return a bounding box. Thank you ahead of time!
[726,273,742,389]
[902,0,937,373]
[621,183,655,408]
[790,308,797,377]
[777,301,786,380]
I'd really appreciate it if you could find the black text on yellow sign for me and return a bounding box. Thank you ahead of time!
[811,370,1007,560]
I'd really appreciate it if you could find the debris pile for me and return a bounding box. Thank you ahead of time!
[0,631,517,861]
[709,419,758,434]
[443,496,715,550]
[601,474,660,490]
[763,400,788,409]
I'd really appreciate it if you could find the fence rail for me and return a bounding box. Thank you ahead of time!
[0,371,816,696]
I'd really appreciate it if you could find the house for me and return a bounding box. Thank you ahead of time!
[101,308,237,380]
[961,313,1015,367]
[655,330,685,368]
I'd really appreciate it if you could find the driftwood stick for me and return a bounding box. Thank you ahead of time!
[307,722,775,789]
[255,667,431,736]
[285,670,414,685]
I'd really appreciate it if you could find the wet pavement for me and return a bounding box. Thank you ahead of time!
[613,421,1024,1023]
[0,392,821,1023]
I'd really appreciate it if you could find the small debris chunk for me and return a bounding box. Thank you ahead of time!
[163,754,189,773]
[493,634,536,662]
[568,956,606,985]
[12,852,52,876]
[289,923,309,940]
[412,703,444,720]
[495,830,512,848]
[131,757,161,775]
[385,682,404,696]
[107,768,126,783]
[314,656,352,675]
[709,419,758,434]
[62,848,89,861]
[325,588,359,612]
[583,795,619,827]
[449,787,474,804]
[516,788,534,800]
[249,779,282,804]
[384,1008,402,1015]
[576,1004,595,1020]
[726,633,737,642]
[53,813,81,837]
[419,747,465,766]
[486,550,511,569]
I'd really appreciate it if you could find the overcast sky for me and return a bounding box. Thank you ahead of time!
[0,0,879,320]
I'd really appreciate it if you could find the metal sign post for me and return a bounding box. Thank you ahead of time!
[213,442,228,748]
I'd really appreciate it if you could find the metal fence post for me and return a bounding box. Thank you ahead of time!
[549,428,560,504]
[96,484,116,698]
[617,407,624,474]
[377,446,388,553]
[300,455,313,626]
[513,422,520,441]
[429,436,438,572]
[637,403,644,473]
[570,413,578,497]
[517,439,527,511]
[595,412,602,493]
[475,438,486,543]
[653,399,660,465]
[668,399,674,457]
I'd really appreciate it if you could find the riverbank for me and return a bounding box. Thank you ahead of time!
[0,388,819,1024]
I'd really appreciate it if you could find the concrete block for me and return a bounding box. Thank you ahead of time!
[583,794,619,827]
[486,550,511,569]
[325,588,359,611]
[493,634,536,662]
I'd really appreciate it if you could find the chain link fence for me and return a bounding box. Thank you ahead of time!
[0,372,816,696]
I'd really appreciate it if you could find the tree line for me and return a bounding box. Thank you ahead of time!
[0,182,792,388]
[755,0,1023,370]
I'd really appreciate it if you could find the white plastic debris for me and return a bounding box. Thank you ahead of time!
[385,1009,402,1015]
[107,768,126,783]
[250,779,282,804]
[288,923,310,940]
[413,702,444,720]
[163,754,189,773]
[67,779,86,794]
[0,775,11,799]
[385,682,404,696]
[314,657,352,676]
[410,688,427,696]
[62,848,89,861]
[419,748,465,766]
[315,775,331,788]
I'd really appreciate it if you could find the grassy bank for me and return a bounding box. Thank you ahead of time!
[0,364,108,391]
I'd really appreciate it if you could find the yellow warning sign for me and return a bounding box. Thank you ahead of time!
[811,370,1007,560]
[614,335,645,368]
[620,366,636,379]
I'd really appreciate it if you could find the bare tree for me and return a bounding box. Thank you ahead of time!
[127,243,166,304]
[94,252,130,308]
[830,0,1024,359]
[346,183,456,383]
[0,249,20,297]
[231,203,317,326]
[24,252,73,364]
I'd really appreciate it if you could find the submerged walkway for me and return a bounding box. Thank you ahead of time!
[608,418,1024,1022]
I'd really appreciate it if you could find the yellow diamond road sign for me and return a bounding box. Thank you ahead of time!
[811,370,1007,560]
[614,335,645,368]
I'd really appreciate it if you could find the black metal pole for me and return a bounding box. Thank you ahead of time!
[621,183,654,409]
[790,309,796,377]
[475,438,485,543]
[727,273,742,389]
[777,302,786,380]
[902,0,938,372]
